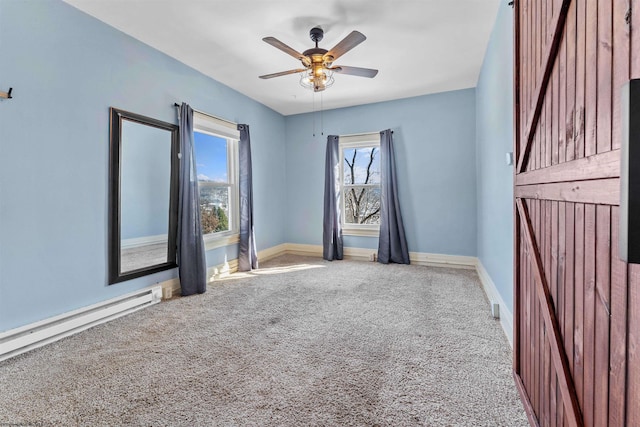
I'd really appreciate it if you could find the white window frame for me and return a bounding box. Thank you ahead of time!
[193,112,240,250]
[339,133,381,237]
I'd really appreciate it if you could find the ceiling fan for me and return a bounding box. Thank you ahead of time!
[259,27,378,92]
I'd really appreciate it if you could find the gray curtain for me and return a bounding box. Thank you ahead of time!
[378,129,410,264]
[238,124,258,272]
[323,135,343,261]
[177,103,207,295]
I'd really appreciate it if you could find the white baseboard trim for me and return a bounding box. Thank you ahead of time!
[283,243,376,262]
[410,251,477,269]
[121,234,167,249]
[258,243,289,262]
[284,243,477,268]
[283,243,323,257]
[475,260,513,348]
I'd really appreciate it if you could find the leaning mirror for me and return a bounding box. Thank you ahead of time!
[109,107,178,284]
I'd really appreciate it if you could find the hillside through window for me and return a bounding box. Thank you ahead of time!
[193,111,239,247]
[194,132,233,234]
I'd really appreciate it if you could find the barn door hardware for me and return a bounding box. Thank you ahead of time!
[620,79,640,263]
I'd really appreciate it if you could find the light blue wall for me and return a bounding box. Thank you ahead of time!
[284,89,478,256]
[0,0,286,331]
[475,2,514,313]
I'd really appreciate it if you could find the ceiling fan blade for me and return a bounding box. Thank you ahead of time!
[325,31,367,61]
[259,69,307,79]
[262,37,306,61]
[331,66,378,78]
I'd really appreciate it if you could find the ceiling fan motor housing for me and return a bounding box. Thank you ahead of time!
[309,27,324,44]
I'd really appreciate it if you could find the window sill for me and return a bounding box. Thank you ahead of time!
[203,232,239,251]
[342,227,380,237]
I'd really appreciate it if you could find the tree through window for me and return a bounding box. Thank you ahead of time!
[340,135,381,232]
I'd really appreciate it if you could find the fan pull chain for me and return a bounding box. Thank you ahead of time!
[320,92,324,136]
[312,91,316,137]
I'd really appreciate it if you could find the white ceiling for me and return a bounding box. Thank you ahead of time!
[63,0,500,116]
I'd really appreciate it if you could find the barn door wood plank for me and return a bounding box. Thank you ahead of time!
[575,0,586,160]
[516,198,583,427]
[596,0,613,155]
[514,210,522,373]
[515,178,620,205]
[525,215,534,410]
[566,200,576,427]
[582,205,596,427]
[557,201,566,426]
[515,151,620,186]
[534,200,541,414]
[551,200,560,427]
[594,205,612,427]
[557,21,566,167]
[536,0,542,94]
[574,203,586,410]
[517,0,572,173]
[544,200,552,426]
[565,0,577,162]
[608,206,628,427]
[584,0,598,158]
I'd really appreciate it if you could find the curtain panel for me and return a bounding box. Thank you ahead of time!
[323,135,343,261]
[177,103,208,295]
[237,124,258,271]
[377,129,410,264]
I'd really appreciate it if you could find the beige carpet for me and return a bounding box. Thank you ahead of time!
[0,255,527,426]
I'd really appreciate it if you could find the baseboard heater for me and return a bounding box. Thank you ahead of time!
[0,285,162,362]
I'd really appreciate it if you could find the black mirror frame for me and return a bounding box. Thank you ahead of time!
[108,107,179,284]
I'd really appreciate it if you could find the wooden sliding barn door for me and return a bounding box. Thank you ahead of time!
[513,0,640,426]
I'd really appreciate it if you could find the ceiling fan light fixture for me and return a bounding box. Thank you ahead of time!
[300,68,334,92]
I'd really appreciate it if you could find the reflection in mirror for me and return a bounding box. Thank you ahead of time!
[120,121,172,272]
[109,108,178,284]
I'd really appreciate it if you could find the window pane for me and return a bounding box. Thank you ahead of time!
[194,132,228,183]
[343,147,380,185]
[199,185,230,234]
[344,185,381,225]
[194,131,230,234]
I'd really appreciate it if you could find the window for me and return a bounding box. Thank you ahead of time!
[340,134,381,236]
[193,112,240,249]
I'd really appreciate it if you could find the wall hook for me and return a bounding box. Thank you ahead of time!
[0,88,13,99]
